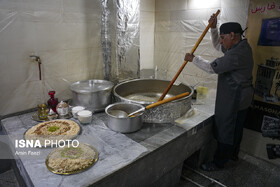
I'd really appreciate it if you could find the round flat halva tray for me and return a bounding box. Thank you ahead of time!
[46,143,99,175]
[24,119,80,148]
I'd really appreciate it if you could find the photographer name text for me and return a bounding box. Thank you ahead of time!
[15,150,40,156]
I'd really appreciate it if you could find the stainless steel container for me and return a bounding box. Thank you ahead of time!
[70,80,114,112]
[105,103,144,133]
[113,79,193,123]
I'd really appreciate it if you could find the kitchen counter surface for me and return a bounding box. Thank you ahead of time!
[1,89,216,187]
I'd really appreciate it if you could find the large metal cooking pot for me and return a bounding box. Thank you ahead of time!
[113,79,193,123]
[70,80,114,112]
[105,102,144,133]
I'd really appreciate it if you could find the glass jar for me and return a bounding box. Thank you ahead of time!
[38,103,49,120]
[196,86,208,104]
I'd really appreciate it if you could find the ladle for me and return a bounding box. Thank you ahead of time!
[112,92,190,118]
[109,110,128,118]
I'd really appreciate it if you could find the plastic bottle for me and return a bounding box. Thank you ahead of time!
[47,91,58,113]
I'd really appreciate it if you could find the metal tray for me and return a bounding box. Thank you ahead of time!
[32,112,72,122]
[45,144,99,175]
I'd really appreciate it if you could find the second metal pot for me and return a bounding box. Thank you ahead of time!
[70,79,114,112]
[105,102,144,133]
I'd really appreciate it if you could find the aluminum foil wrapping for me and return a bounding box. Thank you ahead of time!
[101,0,140,82]
[142,99,192,123]
[101,0,112,81]
[114,96,192,123]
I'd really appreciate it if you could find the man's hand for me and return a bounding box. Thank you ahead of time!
[208,14,217,29]
[184,53,195,62]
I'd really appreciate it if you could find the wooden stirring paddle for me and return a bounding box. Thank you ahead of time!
[127,91,190,117]
[158,9,220,101]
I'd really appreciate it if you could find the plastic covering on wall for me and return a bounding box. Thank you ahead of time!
[0,0,140,115]
[154,0,250,89]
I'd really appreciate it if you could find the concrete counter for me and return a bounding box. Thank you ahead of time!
[1,90,216,187]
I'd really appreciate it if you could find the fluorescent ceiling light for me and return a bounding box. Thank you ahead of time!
[188,0,220,9]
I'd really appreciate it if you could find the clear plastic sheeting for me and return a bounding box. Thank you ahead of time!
[0,1,104,115]
[154,0,250,89]
[0,0,140,115]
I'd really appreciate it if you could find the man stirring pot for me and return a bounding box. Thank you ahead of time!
[185,14,254,171]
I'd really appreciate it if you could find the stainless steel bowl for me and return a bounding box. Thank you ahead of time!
[113,79,193,123]
[105,102,144,133]
[70,80,114,112]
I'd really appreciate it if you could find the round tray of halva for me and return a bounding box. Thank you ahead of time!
[45,143,99,175]
[24,119,80,148]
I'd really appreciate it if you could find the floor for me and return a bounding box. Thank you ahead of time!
[179,151,280,187]
[0,152,279,187]
[0,169,20,187]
